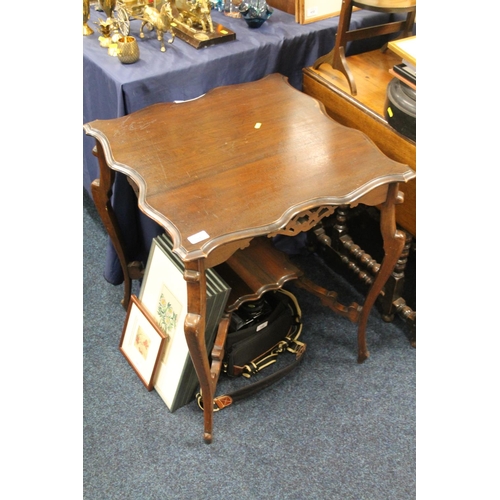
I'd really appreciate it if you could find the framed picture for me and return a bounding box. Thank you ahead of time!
[139,235,230,412]
[120,295,168,391]
[139,238,190,409]
[296,0,355,25]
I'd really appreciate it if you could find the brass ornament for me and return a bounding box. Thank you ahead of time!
[83,0,94,35]
[99,0,117,19]
[95,18,115,47]
[90,1,234,52]
[138,3,176,52]
[116,36,141,64]
[114,0,233,50]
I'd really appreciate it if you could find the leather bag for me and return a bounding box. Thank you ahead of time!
[197,289,306,411]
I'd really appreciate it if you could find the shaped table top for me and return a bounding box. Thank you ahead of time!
[84,74,415,262]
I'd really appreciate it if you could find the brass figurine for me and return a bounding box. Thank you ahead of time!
[91,0,226,52]
[139,3,176,52]
[172,0,214,33]
[114,1,175,51]
[168,0,235,48]
[115,0,215,50]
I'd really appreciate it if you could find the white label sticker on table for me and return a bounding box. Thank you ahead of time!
[188,230,210,244]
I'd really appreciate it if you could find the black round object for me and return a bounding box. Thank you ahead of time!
[240,297,267,318]
[384,78,416,142]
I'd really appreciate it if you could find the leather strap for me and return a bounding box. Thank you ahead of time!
[196,340,306,411]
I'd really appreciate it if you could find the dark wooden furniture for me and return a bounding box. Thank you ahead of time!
[84,74,415,443]
[83,7,398,290]
[303,48,416,335]
[312,0,416,95]
[267,0,295,15]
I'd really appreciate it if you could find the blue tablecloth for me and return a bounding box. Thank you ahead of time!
[83,6,395,284]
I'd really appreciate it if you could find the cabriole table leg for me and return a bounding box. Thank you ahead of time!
[183,260,215,443]
[356,183,405,362]
[91,142,133,310]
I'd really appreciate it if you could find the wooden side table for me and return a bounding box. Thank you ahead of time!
[84,74,415,443]
[303,51,416,333]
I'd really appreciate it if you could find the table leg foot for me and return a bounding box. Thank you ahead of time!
[357,350,369,364]
[204,432,213,444]
[120,278,132,310]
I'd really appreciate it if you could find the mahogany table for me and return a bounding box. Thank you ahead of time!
[83,6,402,288]
[84,74,415,443]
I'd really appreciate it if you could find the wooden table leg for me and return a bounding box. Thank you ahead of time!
[356,183,405,363]
[183,260,215,443]
[91,141,134,309]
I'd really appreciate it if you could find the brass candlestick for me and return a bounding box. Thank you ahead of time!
[83,0,94,35]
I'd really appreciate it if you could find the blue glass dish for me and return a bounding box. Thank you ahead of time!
[239,1,273,28]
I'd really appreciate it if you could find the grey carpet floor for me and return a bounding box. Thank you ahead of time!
[83,190,415,499]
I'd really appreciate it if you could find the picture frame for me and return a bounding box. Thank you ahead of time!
[139,235,230,412]
[295,0,355,25]
[120,295,168,391]
[139,238,190,410]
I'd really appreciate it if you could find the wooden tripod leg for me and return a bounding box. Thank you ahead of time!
[356,183,405,363]
[312,0,357,95]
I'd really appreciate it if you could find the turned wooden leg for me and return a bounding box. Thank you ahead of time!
[332,204,349,242]
[379,231,412,322]
[356,183,405,363]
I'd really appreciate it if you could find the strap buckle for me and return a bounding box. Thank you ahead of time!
[196,391,233,412]
[240,330,304,379]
